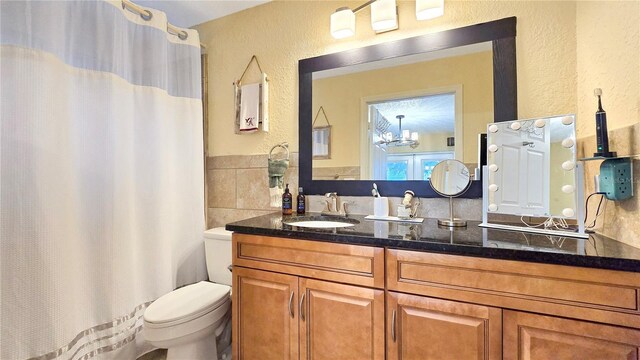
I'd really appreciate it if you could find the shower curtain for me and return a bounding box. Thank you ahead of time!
[0,1,206,359]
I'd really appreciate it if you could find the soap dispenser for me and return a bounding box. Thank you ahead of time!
[282,184,292,215]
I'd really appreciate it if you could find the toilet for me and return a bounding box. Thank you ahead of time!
[143,227,233,359]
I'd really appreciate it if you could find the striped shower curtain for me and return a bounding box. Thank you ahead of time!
[0,1,206,358]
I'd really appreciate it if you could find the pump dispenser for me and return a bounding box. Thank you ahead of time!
[593,88,616,158]
[282,184,292,215]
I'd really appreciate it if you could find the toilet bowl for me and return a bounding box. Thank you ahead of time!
[143,227,233,360]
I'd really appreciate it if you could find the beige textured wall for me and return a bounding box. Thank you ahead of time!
[195,0,580,157]
[311,51,492,168]
[576,1,640,138]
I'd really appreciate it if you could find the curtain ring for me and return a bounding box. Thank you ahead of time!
[178,31,188,40]
[140,9,153,21]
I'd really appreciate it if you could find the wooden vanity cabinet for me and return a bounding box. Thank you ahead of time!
[503,311,640,360]
[233,267,299,360]
[232,234,385,360]
[233,233,640,359]
[387,249,640,359]
[300,278,385,360]
[387,292,502,360]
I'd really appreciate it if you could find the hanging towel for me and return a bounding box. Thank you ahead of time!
[260,73,269,132]
[240,83,260,132]
[268,158,290,207]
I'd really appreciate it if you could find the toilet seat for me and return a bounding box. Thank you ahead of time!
[144,281,231,328]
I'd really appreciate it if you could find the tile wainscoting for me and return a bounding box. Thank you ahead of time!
[206,126,639,249]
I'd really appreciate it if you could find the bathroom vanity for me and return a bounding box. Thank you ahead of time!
[227,213,640,360]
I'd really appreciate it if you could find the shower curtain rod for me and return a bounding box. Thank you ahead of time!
[121,0,204,47]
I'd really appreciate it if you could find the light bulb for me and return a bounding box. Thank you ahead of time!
[488,124,499,133]
[510,122,521,130]
[371,0,397,32]
[561,116,574,125]
[402,129,410,140]
[330,7,355,39]
[562,208,575,218]
[488,144,499,153]
[416,0,444,20]
[489,164,499,172]
[562,138,575,148]
[535,119,546,128]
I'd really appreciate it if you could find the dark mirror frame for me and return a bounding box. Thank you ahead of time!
[299,17,517,198]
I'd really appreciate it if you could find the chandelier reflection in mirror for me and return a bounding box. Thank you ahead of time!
[375,115,420,150]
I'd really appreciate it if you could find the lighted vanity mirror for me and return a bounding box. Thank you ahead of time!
[299,17,517,197]
[485,115,580,219]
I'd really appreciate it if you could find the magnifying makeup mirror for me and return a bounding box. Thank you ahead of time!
[429,159,472,227]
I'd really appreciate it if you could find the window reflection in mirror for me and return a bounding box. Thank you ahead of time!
[311,42,494,181]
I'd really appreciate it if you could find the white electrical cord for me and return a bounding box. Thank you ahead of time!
[520,216,569,230]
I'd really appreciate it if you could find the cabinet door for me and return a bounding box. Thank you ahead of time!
[299,278,384,360]
[504,310,640,360]
[387,291,502,360]
[233,267,299,360]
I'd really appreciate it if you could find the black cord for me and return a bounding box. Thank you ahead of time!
[584,192,606,228]
[587,195,605,229]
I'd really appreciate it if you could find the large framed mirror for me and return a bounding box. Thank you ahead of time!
[299,17,517,197]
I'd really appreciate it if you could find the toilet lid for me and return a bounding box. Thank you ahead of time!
[144,281,231,325]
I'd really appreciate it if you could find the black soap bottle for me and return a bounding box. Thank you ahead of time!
[297,187,306,215]
[282,184,293,215]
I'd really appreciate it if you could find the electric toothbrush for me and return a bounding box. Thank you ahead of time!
[593,88,616,158]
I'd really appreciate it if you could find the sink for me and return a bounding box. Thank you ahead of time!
[284,216,359,229]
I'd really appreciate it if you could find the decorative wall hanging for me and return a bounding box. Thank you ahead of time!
[312,106,332,159]
[234,55,269,134]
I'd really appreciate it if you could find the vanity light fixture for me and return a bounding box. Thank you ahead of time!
[416,0,444,20]
[331,0,442,39]
[375,115,420,149]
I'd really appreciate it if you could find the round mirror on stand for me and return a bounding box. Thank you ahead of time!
[429,159,472,227]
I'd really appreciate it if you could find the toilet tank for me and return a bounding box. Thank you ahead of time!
[204,227,233,286]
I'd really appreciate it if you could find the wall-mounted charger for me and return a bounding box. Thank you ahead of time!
[599,158,634,201]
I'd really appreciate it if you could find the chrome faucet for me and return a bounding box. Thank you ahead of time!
[322,192,348,216]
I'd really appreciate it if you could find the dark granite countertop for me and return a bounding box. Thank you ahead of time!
[226,212,640,273]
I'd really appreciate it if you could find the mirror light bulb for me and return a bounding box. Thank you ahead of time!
[488,144,499,153]
[488,204,498,212]
[510,122,521,131]
[562,208,575,218]
[561,116,574,125]
[562,160,575,171]
[535,119,546,128]
[562,138,575,148]
[488,124,499,133]
[489,184,499,192]
[489,164,499,172]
